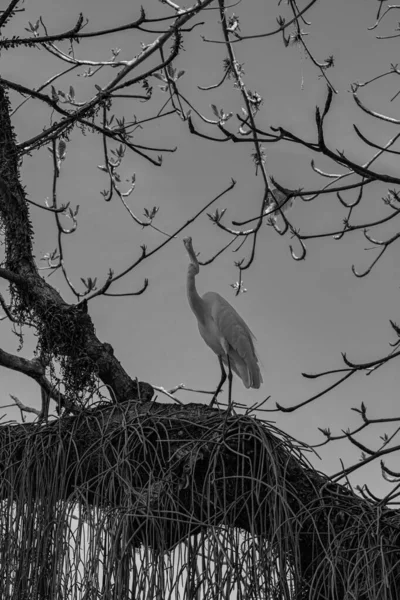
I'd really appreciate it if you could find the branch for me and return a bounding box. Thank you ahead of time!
[0,0,22,29]
[9,0,216,154]
[84,178,236,299]
[0,347,74,414]
[9,394,41,418]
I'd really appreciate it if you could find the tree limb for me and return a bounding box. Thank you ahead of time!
[0,84,153,405]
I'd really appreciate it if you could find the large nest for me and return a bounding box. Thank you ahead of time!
[0,401,399,599]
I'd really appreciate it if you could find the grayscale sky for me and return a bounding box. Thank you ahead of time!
[1,0,399,496]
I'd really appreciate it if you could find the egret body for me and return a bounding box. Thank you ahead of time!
[183,237,262,406]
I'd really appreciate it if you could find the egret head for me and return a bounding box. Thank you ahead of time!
[183,236,199,273]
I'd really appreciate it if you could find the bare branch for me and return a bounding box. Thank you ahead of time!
[0,0,22,29]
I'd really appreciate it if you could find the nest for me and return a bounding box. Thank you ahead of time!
[0,401,399,599]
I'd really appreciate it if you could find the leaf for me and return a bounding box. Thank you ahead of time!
[211,104,219,118]
[390,320,400,337]
[58,139,66,159]
[50,86,58,101]
[153,72,166,81]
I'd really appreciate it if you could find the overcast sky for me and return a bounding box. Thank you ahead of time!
[1,0,400,496]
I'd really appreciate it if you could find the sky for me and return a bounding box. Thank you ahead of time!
[1,0,400,496]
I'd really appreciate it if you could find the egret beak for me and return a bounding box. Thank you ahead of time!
[183,237,198,267]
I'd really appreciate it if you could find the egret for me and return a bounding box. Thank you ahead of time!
[183,237,262,408]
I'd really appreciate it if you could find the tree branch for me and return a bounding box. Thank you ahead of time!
[0,84,152,405]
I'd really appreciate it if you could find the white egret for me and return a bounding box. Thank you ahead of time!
[183,237,262,407]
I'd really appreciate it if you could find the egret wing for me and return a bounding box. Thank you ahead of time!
[204,292,263,388]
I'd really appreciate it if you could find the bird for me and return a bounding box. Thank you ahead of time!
[183,236,262,408]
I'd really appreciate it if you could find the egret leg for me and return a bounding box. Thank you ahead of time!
[210,356,226,406]
[227,355,233,412]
